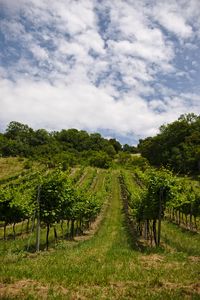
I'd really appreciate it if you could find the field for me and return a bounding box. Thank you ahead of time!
[0,157,26,181]
[0,159,200,299]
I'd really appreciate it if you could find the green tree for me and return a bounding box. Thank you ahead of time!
[36,170,77,249]
[88,151,111,168]
[109,138,122,153]
[138,113,200,174]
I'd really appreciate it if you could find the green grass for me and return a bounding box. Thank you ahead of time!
[0,157,25,180]
[162,220,200,256]
[0,170,200,299]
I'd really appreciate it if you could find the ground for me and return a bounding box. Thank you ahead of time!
[0,170,200,299]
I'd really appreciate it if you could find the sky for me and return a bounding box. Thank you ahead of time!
[0,0,200,145]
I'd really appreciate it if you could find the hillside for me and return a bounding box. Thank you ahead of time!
[0,161,199,299]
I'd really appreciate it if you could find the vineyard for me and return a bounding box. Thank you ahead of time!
[0,158,200,299]
[120,168,200,247]
[0,163,110,250]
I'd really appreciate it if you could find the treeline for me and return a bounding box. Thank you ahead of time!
[0,121,137,168]
[1,113,200,173]
[138,113,200,174]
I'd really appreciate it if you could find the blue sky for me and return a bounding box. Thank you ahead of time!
[0,0,200,145]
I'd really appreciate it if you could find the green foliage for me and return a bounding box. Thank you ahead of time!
[37,171,74,225]
[143,168,176,219]
[121,166,200,247]
[138,113,200,174]
[109,138,122,153]
[5,121,34,141]
[123,144,138,153]
[116,152,149,170]
[0,170,199,300]
[0,165,109,249]
[0,121,121,167]
[0,183,34,241]
[88,151,112,168]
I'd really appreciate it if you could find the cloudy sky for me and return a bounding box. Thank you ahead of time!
[0,0,200,144]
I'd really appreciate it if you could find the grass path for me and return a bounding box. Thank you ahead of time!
[0,171,200,299]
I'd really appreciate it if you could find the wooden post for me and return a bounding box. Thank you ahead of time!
[36,185,41,252]
[70,219,75,239]
[190,203,193,230]
[26,218,30,233]
[54,226,58,242]
[157,187,163,246]
[147,219,149,240]
[21,220,24,235]
[3,222,6,240]
[46,223,50,250]
[61,220,64,239]
[153,220,157,246]
[144,220,147,240]
[178,210,181,225]
[13,223,16,240]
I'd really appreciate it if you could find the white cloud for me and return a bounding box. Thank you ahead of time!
[108,39,173,65]
[153,4,193,39]
[0,77,159,137]
[2,76,199,139]
[0,0,200,142]
[58,41,87,58]
[31,45,49,61]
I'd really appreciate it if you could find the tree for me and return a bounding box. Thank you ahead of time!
[30,129,51,146]
[5,121,33,142]
[143,168,176,246]
[36,170,77,249]
[88,151,112,168]
[138,114,200,174]
[123,144,138,153]
[109,138,122,153]
[0,186,27,239]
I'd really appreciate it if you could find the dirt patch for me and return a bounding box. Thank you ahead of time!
[139,254,188,271]
[0,279,69,299]
[188,256,200,263]
[0,279,48,299]
[69,281,200,299]
[140,254,164,262]
[163,281,200,296]
[140,254,164,269]
[1,279,199,300]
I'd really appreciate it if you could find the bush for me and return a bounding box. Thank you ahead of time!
[89,151,111,169]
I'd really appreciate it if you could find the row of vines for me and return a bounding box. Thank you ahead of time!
[120,168,200,246]
[0,166,110,250]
